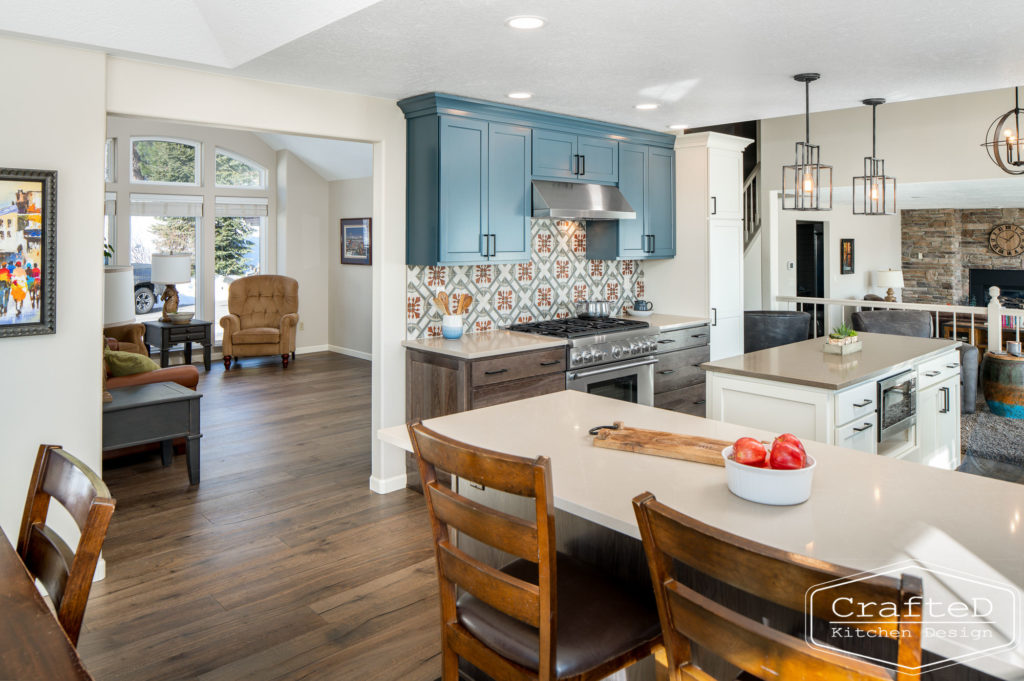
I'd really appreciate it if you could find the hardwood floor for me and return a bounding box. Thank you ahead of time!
[79,352,442,681]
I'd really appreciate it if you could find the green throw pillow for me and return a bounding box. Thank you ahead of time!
[104,347,160,377]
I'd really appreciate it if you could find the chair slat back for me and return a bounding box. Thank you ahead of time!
[634,493,922,681]
[17,445,116,646]
[409,421,558,676]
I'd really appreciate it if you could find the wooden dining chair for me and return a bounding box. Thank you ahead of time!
[17,444,116,646]
[633,492,923,681]
[408,420,663,681]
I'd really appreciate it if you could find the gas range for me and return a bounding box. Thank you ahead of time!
[507,317,660,370]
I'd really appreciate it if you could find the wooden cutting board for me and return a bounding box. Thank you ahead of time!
[591,422,730,467]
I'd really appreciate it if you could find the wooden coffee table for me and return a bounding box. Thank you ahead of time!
[103,382,203,484]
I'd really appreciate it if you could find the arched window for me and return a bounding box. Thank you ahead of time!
[131,137,201,185]
[215,148,268,189]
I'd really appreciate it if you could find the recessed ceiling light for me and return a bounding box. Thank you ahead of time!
[668,124,687,130]
[635,103,658,110]
[505,15,545,29]
[507,92,533,100]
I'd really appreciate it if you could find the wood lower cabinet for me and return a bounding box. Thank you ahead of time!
[653,325,710,417]
[405,346,566,490]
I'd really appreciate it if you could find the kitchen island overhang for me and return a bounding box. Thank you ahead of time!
[379,390,1024,680]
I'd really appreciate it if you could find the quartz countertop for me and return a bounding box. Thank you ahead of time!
[701,332,959,390]
[402,330,567,360]
[617,312,709,331]
[378,390,1024,678]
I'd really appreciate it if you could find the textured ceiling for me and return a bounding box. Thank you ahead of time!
[3,0,1024,129]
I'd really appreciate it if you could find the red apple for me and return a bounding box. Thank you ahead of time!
[772,433,806,455]
[768,441,807,470]
[732,437,768,467]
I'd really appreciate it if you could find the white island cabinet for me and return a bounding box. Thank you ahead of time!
[702,332,962,468]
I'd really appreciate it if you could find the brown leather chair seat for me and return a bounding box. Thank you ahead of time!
[457,552,661,678]
[233,326,281,344]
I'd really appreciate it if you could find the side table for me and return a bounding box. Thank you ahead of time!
[144,319,213,371]
[103,382,203,484]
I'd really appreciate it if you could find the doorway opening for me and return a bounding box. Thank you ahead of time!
[795,220,825,335]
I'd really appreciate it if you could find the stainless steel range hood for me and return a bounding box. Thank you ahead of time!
[532,180,635,220]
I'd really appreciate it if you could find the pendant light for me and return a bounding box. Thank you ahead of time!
[853,99,896,215]
[782,73,832,211]
[982,86,1024,175]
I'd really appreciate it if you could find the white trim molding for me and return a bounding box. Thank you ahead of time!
[328,344,372,361]
[369,473,407,494]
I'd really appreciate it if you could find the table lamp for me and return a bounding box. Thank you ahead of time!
[151,253,191,321]
[873,269,905,303]
[103,266,135,403]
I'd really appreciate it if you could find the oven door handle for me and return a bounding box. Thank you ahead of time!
[568,357,658,380]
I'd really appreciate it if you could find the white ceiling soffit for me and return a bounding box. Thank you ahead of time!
[257,132,372,181]
[0,0,385,68]
[831,179,1024,210]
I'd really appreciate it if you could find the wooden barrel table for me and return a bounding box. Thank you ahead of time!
[982,351,1024,418]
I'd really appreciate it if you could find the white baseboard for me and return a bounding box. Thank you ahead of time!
[328,344,372,361]
[295,344,329,355]
[369,473,407,494]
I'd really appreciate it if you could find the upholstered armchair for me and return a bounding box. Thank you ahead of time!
[103,323,146,355]
[219,275,299,369]
[102,326,199,391]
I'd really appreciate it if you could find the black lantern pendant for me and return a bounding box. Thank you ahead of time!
[783,73,832,211]
[982,86,1024,175]
[853,98,896,215]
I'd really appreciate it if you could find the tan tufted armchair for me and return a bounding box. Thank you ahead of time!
[219,275,299,369]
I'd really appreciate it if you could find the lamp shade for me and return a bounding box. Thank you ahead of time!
[104,266,136,326]
[873,270,905,289]
[151,253,191,284]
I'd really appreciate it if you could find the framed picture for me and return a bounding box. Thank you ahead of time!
[341,218,371,265]
[0,168,56,337]
[839,238,855,275]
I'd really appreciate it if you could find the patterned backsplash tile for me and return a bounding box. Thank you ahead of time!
[407,219,645,338]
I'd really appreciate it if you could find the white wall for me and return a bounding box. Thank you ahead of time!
[328,176,373,357]
[0,38,107,546]
[105,57,409,492]
[276,150,329,351]
[743,232,762,310]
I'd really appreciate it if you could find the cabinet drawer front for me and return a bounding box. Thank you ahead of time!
[471,373,565,409]
[653,346,709,392]
[835,413,877,454]
[654,383,706,417]
[654,325,710,353]
[917,352,960,390]
[168,328,208,342]
[472,348,566,387]
[835,381,877,426]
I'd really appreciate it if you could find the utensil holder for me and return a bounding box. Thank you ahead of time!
[441,314,464,339]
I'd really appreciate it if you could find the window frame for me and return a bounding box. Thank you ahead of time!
[129,136,202,187]
[104,138,117,183]
[214,148,268,190]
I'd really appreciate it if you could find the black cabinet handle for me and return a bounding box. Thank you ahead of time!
[711,308,718,326]
[946,363,960,369]
[711,196,717,215]
[657,339,676,344]
[650,234,655,252]
[490,234,496,257]
[853,423,873,433]
[484,368,508,375]
[572,154,578,175]
[580,155,585,176]
[695,399,706,405]
[692,333,708,338]
[539,360,561,366]
[658,369,676,375]
[853,399,873,408]
[479,234,488,257]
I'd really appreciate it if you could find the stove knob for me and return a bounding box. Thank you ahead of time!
[582,350,594,364]
[570,350,582,366]
[611,345,623,359]
[646,340,657,353]
[595,350,608,362]
[629,342,640,356]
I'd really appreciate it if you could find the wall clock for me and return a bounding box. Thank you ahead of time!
[989,223,1024,257]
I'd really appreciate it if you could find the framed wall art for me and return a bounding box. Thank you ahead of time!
[0,168,56,337]
[341,218,371,265]
[839,238,855,275]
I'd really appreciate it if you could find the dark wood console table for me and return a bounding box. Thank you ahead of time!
[144,319,213,371]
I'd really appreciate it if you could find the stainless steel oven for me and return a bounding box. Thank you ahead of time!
[877,369,917,442]
[566,357,657,406]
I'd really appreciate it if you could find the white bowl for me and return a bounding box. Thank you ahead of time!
[626,307,653,318]
[721,446,816,506]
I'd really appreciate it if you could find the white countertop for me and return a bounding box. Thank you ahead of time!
[618,312,709,331]
[402,330,567,359]
[379,390,1024,677]
[702,332,960,390]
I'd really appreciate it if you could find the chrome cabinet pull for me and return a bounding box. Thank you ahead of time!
[940,386,951,414]
[946,363,960,369]
[853,399,873,407]
[657,339,676,344]
[924,370,941,377]
[658,369,676,375]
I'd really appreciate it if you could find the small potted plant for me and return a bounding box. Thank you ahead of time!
[824,323,862,354]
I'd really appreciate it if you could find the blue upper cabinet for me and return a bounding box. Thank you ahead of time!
[533,130,618,183]
[399,93,675,266]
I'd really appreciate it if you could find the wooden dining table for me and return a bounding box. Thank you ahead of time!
[0,526,94,681]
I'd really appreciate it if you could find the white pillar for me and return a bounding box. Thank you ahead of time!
[987,286,1003,354]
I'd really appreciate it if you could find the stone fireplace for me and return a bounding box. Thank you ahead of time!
[969,268,1024,308]
[901,208,1024,305]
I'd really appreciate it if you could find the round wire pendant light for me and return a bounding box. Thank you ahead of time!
[982,86,1024,175]
[782,73,832,211]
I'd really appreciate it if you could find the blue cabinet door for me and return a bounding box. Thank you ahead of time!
[578,135,618,183]
[532,128,578,180]
[647,146,675,258]
[439,116,488,263]
[488,123,532,262]
[617,143,647,258]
